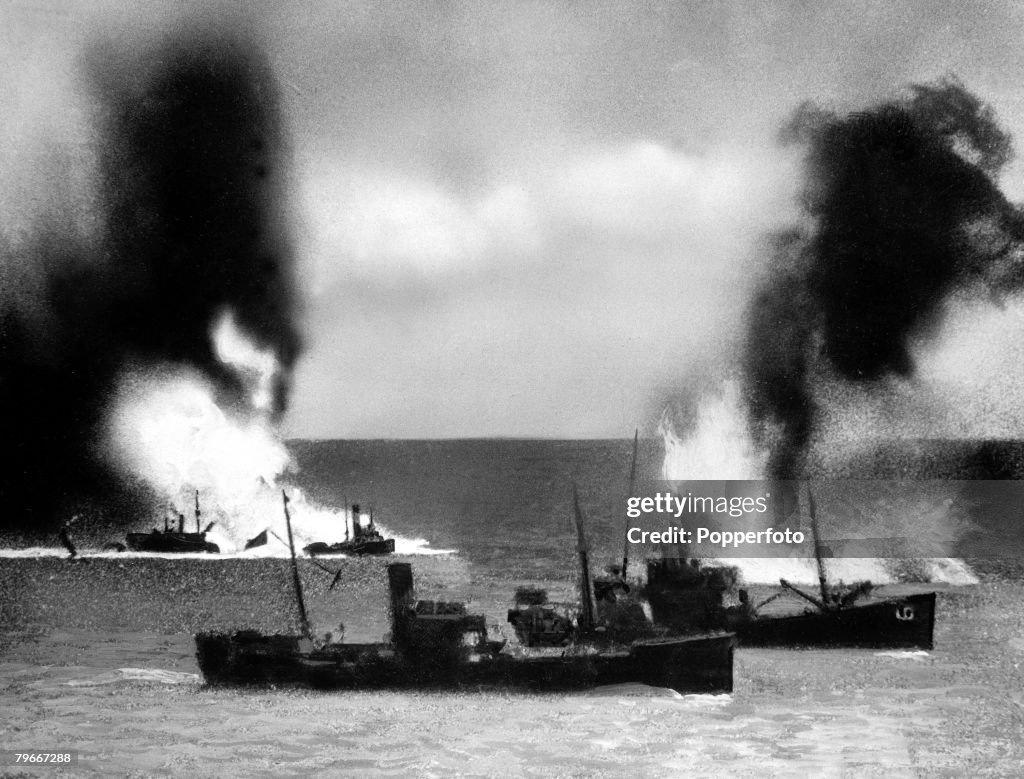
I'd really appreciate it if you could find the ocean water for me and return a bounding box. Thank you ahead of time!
[2,439,1024,777]
[285,438,666,581]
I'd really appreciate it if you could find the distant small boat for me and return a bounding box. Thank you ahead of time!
[123,527,219,554]
[302,504,395,557]
[107,492,220,554]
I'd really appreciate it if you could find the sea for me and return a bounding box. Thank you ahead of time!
[2,439,1024,777]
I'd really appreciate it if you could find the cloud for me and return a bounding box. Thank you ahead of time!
[300,167,541,289]
[546,142,786,234]
[286,139,800,437]
[299,140,798,287]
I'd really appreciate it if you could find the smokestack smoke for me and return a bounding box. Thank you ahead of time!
[744,77,1024,477]
[0,24,300,534]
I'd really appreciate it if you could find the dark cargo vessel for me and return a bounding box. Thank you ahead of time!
[643,556,936,649]
[641,487,936,650]
[110,492,220,554]
[727,591,935,649]
[196,562,735,693]
[195,491,735,694]
[125,526,219,554]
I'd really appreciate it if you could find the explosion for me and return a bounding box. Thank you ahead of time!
[105,312,447,553]
[744,78,1024,478]
[0,25,301,536]
[658,84,1012,588]
[106,362,289,544]
[0,23,451,554]
[666,80,1024,486]
[658,392,979,584]
[658,379,768,481]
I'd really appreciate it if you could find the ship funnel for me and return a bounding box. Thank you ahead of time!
[387,562,415,645]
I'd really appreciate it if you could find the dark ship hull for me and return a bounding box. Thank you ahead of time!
[125,532,219,554]
[302,538,395,556]
[194,630,735,694]
[644,559,936,650]
[303,502,395,556]
[195,560,735,695]
[724,592,936,649]
[643,481,938,650]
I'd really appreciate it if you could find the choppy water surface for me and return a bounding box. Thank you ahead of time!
[3,558,1022,776]
[2,440,1024,776]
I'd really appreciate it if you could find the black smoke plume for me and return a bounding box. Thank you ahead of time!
[0,27,300,535]
[744,78,1024,478]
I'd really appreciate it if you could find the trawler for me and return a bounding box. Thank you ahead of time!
[194,491,735,693]
[302,504,395,557]
[106,492,219,554]
[641,486,936,649]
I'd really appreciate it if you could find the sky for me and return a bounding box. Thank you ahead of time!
[7,1,1024,439]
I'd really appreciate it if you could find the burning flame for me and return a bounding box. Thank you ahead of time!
[104,309,448,555]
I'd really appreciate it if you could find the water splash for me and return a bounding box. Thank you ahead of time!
[102,310,450,555]
[659,379,768,481]
[105,365,291,544]
[659,379,976,584]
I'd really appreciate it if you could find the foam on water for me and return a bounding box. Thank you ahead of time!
[221,527,456,557]
[0,544,456,560]
[0,547,76,558]
[0,549,974,579]
[3,554,1024,775]
[581,683,686,699]
[0,547,235,560]
[658,379,769,480]
[65,668,201,686]
[390,535,457,556]
[874,650,931,660]
[658,386,980,587]
[719,556,979,585]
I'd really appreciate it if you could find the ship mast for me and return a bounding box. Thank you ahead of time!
[807,484,830,610]
[194,490,201,533]
[571,483,596,632]
[620,429,639,579]
[282,490,311,638]
[343,495,349,542]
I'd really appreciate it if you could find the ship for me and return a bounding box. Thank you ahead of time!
[506,482,667,650]
[106,492,220,554]
[302,503,395,557]
[580,430,674,639]
[641,485,936,649]
[194,490,735,694]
